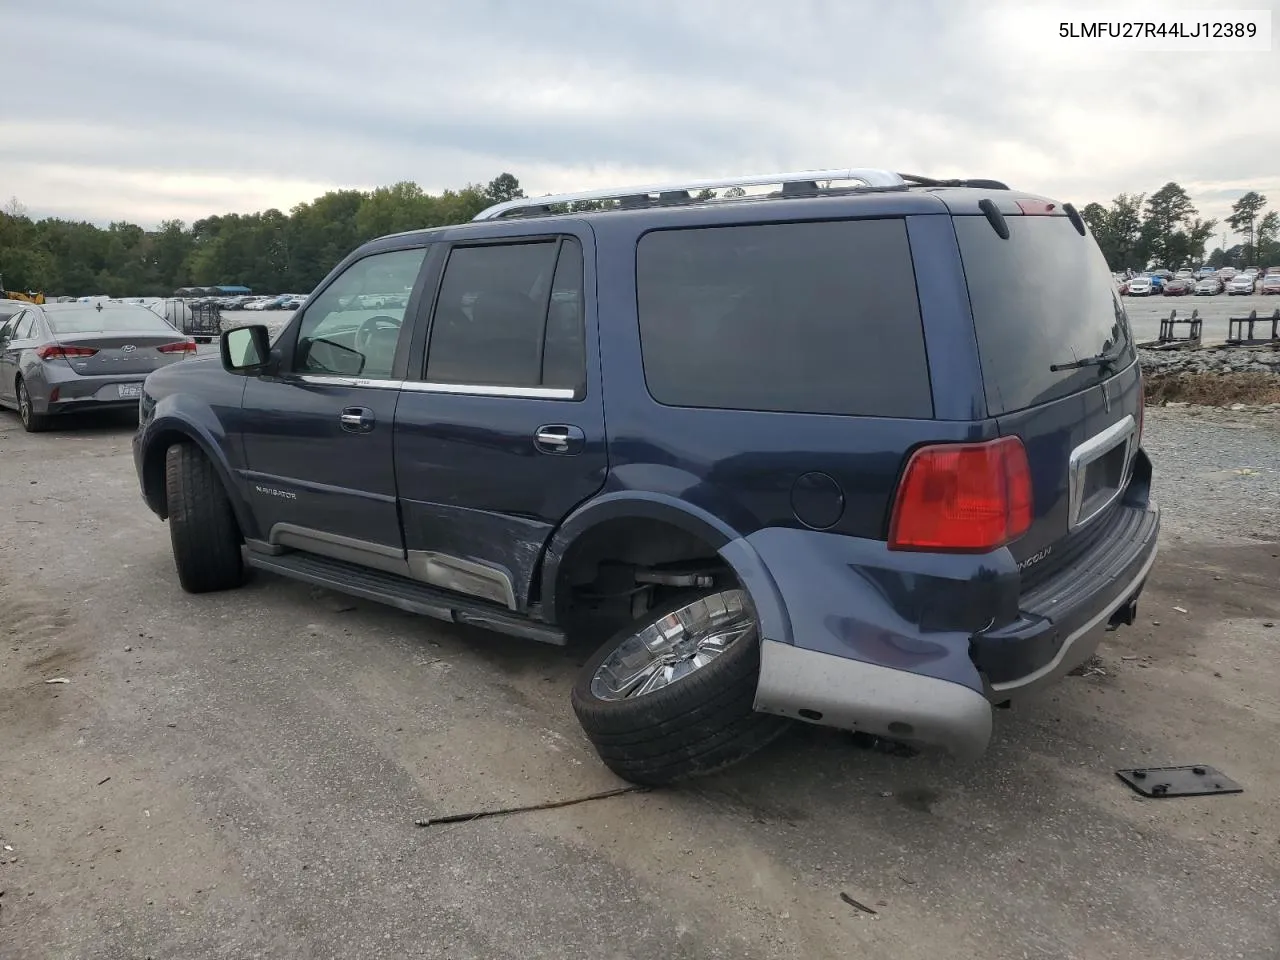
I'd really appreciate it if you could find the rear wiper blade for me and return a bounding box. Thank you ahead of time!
[1049,350,1123,373]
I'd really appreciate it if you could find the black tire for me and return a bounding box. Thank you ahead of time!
[164,443,244,593]
[571,590,791,785]
[16,378,50,433]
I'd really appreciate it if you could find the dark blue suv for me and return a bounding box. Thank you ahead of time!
[133,169,1159,784]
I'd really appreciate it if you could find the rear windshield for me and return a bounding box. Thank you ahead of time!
[636,219,933,418]
[954,215,1134,416]
[46,307,177,335]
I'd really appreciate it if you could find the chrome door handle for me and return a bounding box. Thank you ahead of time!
[535,427,570,451]
[534,424,585,455]
[340,407,375,433]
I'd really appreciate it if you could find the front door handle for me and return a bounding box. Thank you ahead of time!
[534,424,585,455]
[340,406,375,434]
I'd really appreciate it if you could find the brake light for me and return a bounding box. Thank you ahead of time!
[36,345,98,359]
[888,436,1033,552]
[157,340,198,354]
[1015,199,1058,216]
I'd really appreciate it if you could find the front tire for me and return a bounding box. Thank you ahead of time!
[571,589,790,785]
[164,443,244,593]
[16,378,49,433]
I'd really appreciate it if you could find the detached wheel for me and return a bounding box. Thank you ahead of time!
[16,378,49,433]
[164,443,244,593]
[571,589,790,785]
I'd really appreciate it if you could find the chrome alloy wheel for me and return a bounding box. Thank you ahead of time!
[590,590,756,700]
[17,380,31,426]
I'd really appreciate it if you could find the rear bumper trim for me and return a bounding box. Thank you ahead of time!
[991,540,1158,694]
[755,640,993,760]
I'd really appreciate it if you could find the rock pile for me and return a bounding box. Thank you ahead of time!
[1138,346,1280,376]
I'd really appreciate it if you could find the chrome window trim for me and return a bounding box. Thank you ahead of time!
[297,374,402,390]
[1068,414,1136,530]
[296,374,576,400]
[402,381,577,400]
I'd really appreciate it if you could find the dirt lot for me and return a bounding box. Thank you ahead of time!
[1,406,1278,960]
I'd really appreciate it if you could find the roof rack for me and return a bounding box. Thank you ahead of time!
[472,168,910,221]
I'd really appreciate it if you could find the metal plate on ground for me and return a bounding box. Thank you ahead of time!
[1116,765,1242,798]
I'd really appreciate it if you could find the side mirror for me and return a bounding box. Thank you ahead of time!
[221,325,271,374]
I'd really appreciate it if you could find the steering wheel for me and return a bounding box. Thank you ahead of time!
[353,315,401,354]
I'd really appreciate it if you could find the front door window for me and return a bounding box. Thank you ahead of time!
[294,248,427,379]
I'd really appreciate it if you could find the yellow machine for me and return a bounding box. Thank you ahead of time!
[0,289,45,304]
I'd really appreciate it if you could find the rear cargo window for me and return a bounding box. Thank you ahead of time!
[954,215,1135,416]
[46,308,177,335]
[636,219,932,418]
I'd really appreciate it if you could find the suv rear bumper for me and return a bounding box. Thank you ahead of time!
[757,639,994,759]
[741,499,1159,760]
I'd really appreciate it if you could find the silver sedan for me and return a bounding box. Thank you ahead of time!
[0,302,196,432]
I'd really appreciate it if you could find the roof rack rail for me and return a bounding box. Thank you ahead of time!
[472,168,909,220]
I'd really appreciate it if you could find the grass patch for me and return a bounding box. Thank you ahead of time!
[1144,371,1280,406]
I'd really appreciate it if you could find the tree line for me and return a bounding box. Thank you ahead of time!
[2,172,1276,298]
[1080,183,1278,273]
[0,173,524,298]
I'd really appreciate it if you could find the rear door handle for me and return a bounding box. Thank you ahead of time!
[340,406,375,434]
[534,424,585,455]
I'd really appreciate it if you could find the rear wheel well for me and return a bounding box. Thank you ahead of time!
[555,518,736,641]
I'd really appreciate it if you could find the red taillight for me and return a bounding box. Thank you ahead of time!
[157,340,197,354]
[1015,199,1058,215]
[888,436,1033,552]
[36,345,97,360]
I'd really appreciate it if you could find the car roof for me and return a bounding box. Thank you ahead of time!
[363,185,1070,259]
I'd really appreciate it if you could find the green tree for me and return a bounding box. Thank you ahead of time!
[1138,182,1210,269]
[1256,211,1280,266]
[1082,194,1144,270]
[1226,191,1267,261]
[484,173,524,204]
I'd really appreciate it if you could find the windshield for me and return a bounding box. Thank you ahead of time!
[955,214,1135,416]
[46,307,177,335]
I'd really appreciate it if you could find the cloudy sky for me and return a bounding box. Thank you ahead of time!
[4,0,1277,237]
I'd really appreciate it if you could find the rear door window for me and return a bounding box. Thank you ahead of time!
[13,314,36,339]
[425,238,586,395]
[954,215,1134,415]
[636,219,932,418]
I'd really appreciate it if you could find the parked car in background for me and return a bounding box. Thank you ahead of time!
[1217,267,1238,282]
[1260,274,1280,295]
[1126,276,1154,296]
[1195,277,1225,296]
[1196,266,1217,279]
[1162,278,1194,296]
[1174,269,1195,281]
[0,302,195,432]
[1227,275,1257,295]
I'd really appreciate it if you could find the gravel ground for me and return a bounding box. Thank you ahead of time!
[1,405,1278,960]
[1144,405,1280,542]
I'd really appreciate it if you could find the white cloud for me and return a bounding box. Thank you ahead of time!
[2,0,1275,238]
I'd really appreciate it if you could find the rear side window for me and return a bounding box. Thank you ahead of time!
[13,314,36,339]
[636,219,932,418]
[426,238,586,394]
[954,215,1134,416]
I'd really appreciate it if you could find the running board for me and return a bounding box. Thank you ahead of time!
[243,549,567,646]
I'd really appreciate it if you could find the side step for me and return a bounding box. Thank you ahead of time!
[243,549,567,646]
